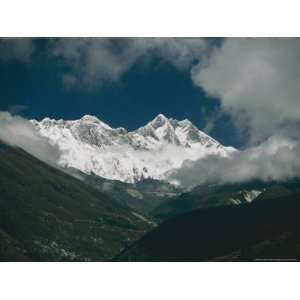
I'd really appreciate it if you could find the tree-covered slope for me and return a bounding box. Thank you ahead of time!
[0,141,152,261]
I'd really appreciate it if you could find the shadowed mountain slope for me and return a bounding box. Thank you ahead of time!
[117,182,300,261]
[0,141,152,261]
[152,181,273,221]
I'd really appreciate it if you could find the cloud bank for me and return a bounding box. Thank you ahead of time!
[168,135,300,187]
[177,38,300,186]
[191,38,300,144]
[0,112,60,165]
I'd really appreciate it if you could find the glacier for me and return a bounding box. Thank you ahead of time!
[31,113,236,183]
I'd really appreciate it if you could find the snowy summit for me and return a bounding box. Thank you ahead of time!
[31,114,235,183]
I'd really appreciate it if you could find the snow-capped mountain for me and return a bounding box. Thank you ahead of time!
[31,114,235,183]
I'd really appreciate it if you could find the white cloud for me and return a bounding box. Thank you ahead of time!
[168,135,300,187]
[3,38,300,187]
[0,112,60,165]
[52,38,208,89]
[53,38,300,146]
[191,38,300,143]
[169,38,300,186]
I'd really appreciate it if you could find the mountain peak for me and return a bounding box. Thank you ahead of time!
[178,118,192,126]
[81,115,100,122]
[80,115,112,129]
[150,114,195,130]
[33,114,234,183]
[156,113,168,120]
[41,117,53,123]
[149,114,169,129]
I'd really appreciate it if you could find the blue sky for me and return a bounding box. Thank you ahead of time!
[0,38,244,147]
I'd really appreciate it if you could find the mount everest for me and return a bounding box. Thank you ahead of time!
[31,114,235,183]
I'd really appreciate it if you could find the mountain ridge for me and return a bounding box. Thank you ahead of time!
[116,181,300,261]
[31,114,236,183]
